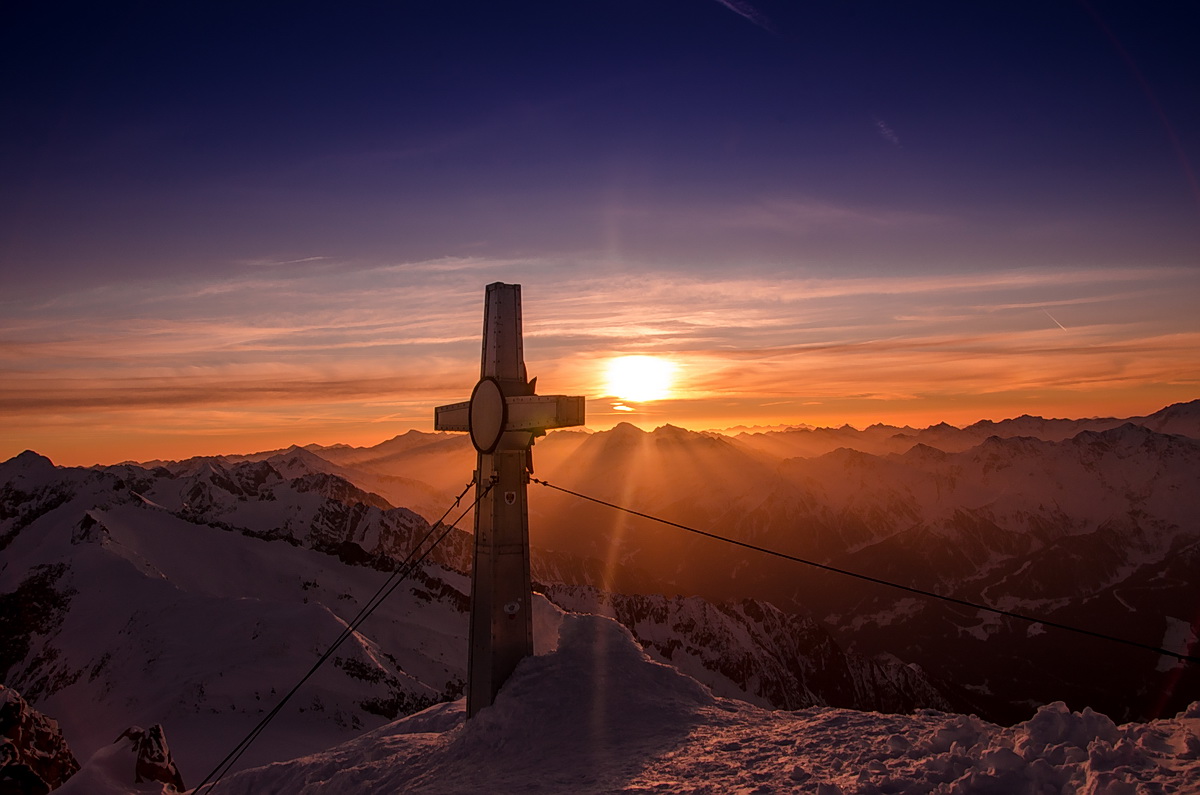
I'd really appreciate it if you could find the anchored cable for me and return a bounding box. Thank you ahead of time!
[194,479,489,794]
[531,477,1199,666]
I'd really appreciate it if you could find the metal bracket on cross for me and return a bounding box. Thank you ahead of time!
[433,282,585,718]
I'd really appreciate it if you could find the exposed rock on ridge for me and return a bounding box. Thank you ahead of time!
[0,685,79,792]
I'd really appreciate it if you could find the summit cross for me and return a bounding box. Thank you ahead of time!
[434,282,585,718]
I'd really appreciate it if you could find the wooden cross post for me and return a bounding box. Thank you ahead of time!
[434,282,585,717]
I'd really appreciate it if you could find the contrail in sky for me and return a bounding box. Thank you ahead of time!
[875,119,901,146]
[712,0,774,32]
[1043,309,1068,331]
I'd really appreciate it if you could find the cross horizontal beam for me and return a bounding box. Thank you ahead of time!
[435,394,585,433]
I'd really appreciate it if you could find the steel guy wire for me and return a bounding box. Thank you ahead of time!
[194,479,487,794]
[530,477,1200,666]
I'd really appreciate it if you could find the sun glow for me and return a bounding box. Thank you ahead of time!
[604,355,677,402]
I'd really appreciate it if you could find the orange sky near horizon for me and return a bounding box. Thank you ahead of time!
[3,264,1197,467]
[9,384,1193,470]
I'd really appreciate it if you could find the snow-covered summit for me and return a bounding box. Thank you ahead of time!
[213,612,1200,795]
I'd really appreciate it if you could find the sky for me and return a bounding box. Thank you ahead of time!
[2,1,1198,466]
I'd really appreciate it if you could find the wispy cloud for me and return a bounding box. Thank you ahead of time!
[717,197,937,233]
[2,258,1196,463]
[237,255,331,268]
[711,0,774,32]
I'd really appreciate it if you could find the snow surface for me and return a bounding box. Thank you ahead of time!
[0,481,470,779]
[63,610,1200,794]
[58,739,177,795]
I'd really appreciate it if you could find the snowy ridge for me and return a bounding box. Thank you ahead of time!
[2,453,954,788]
[729,398,1200,458]
[545,586,954,714]
[0,457,477,780]
[204,613,1200,795]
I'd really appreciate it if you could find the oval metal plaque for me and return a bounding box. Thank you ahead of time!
[468,377,507,454]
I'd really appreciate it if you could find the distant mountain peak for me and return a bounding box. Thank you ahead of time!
[0,450,58,485]
[902,443,947,460]
[267,446,335,470]
[1139,398,1200,438]
[652,423,698,439]
[1155,398,1200,414]
[606,422,649,437]
[4,450,55,469]
[1071,421,1160,447]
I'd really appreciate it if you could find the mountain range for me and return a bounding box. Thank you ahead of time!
[266,399,1200,721]
[2,443,952,783]
[2,399,1198,790]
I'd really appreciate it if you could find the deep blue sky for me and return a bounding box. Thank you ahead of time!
[2,1,1199,463]
[5,1,1197,282]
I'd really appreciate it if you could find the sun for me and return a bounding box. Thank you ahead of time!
[604,355,677,402]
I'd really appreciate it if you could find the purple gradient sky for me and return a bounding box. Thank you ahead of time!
[2,1,1198,464]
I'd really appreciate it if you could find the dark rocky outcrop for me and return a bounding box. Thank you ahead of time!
[115,725,184,792]
[0,685,79,793]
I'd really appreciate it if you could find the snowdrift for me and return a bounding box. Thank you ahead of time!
[186,612,1199,794]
